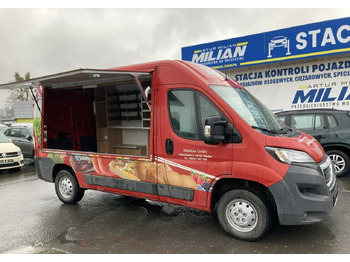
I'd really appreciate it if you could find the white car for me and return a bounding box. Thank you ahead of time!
[0,132,24,171]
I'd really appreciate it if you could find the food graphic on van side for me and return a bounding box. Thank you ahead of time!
[134,159,153,180]
[69,155,94,173]
[92,156,118,177]
[135,160,198,189]
[109,157,139,181]
[33,117,41,142]
[162,169,197,190]
[191,171,210,191]
[47,152,64,164]
[90,156,199,189]
[144,162,171,184]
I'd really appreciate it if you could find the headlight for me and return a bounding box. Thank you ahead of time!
[17,150,22,156]
[265,147,315,164]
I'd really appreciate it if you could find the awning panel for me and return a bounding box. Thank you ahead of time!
[0,68,152,89]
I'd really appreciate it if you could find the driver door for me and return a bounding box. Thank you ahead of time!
[156,84,234,208]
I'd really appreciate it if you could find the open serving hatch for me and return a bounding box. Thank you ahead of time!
[0,68,154,156]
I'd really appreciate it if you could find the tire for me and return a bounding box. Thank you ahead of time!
[327,150,350,177]
[55,170,85,204]
[217,189,271,241]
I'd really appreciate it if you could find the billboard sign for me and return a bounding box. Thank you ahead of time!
[231,57,350,112]
[181,17,350,70]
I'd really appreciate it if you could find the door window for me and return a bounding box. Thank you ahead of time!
[291,114,326,130]
[327,115,337,129]
[168,90,199,140]
[4,128,21,138]
[315,115,326,130]
[168,89,226,141]
[278,116,286,123]
[20,128,31,139]
[291,115,313,130]
[197,92,223,133]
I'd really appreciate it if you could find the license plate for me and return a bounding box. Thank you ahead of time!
[0,159,14,164]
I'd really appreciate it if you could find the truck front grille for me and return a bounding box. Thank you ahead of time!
[320,155,337,193]
[322,164,332,184]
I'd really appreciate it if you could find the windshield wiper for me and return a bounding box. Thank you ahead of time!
[276,127,296,134]
[276,127,291,134]
[251,126,277,134]
[276,127,300,136]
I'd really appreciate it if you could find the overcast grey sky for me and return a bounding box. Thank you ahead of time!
[0,7,349,109]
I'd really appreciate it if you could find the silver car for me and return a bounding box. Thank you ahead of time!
[4,126,34,159]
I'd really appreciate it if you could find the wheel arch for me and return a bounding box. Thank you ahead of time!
[210,178,277,217]
[324,145,350,176]
[324,144,350,156]
[52,164,75,182]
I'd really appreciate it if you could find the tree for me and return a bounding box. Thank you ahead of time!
[5,72,34,118]
[7,72,34,103]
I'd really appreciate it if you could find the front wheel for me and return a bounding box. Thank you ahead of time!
[217,189,271,241]
[55,170,85,204]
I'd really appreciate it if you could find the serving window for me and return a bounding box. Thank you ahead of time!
[39,69,152,157]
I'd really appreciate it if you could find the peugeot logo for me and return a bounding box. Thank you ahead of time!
[2,153,7,158]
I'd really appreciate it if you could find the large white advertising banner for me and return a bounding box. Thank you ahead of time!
[229,57,350,112]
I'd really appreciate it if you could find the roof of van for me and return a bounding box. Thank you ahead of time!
[109,60,230,87]
[0,60,234,90]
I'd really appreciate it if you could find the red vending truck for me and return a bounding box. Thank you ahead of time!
[0,60,338,241]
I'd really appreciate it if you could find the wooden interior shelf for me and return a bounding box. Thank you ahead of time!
[94,84,151,154]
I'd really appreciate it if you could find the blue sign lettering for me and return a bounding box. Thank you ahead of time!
[182,17,350,70]
[292,86,350,104]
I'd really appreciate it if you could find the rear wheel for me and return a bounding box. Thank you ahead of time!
[217,189,271,241]
[327,150,350,177]
[55,170,84,204]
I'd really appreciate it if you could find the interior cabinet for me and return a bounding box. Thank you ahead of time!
[94,85,150,156]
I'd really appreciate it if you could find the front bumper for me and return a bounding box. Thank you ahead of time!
[269,155,338,225]
[0,154,24,170]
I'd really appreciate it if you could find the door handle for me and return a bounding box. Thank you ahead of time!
[165,139,173,154]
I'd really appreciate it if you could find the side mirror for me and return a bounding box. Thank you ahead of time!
[26,135,33,141]
[204,116,242,145]
[204,116,227,144]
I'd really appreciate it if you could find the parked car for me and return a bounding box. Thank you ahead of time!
[0,131,24,171]
[3,125,35,159]
[0,124,8,133]
[276,109,350,176]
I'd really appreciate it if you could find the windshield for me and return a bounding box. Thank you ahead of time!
[0,132,10,143]
[210,85,286,134]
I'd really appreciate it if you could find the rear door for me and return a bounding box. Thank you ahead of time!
[290,113,330,145]
[18,128,34,158]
